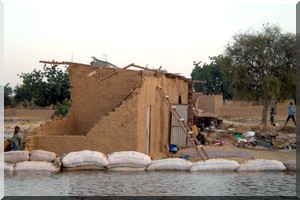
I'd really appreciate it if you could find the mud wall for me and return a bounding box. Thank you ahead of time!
[86,93,140,153]
[35,64,142,136]
[195,93,223,114]
[220,99,295,120]
[68,64,142,134]
[195,93,294,120]
[137,73,189,159]
[32,65,143,155]
[34,95,139,155]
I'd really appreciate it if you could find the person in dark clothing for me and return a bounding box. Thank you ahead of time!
[270,107,275,126]
[196,126,206,145]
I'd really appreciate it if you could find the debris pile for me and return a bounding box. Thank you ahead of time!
[233,130,296,150]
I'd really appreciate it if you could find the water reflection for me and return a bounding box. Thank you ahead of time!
[5,170,296,196]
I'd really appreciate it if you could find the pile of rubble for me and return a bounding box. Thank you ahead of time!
[233,130,296,150]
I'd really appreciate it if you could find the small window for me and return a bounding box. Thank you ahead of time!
[178,95,182,104]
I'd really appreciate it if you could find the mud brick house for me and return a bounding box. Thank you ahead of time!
[26,61,196,159]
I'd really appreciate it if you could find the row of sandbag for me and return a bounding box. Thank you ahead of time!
[3,150,296,172]
[4,150,61,171]
[40,150,297,171]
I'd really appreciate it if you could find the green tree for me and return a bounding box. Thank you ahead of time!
[226,24,296,125]
[43,64,70,109]
[4,83,13,107]
[14,84,32,105]
[191,55,234,99]
[14,64,70,108]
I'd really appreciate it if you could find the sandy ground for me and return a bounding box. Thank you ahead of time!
[177,137,296,164]
[4,113,296,164]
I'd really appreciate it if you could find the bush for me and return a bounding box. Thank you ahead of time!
[54,99,70,117]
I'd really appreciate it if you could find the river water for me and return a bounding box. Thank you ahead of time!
[4,170,296,196]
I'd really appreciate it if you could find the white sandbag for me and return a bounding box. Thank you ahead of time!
[107,151,151,168]
[62,165,107,171]
[191,159,240,171]
[30,150,56,162]
[3,162,15,171]
[62,150,109,168]
[283,160,296,171]
[107,167,146,171]
[15,161,59,171]
[146,158,192,171]
[4,151,30,164]
[238,159,286,171]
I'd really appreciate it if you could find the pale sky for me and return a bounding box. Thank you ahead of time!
[3,0,298,88]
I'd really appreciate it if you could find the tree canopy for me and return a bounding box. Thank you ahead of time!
[191,24,296,125]
[14,64,70,108]
[191,55,233,99]
[226,24,296,124]
[4,83,13,107]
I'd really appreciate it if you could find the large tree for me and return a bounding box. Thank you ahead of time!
[191,55,234,99]
[14,64,70,108]
[226,24,296,125]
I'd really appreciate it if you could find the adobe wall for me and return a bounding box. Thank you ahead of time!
[68,64,142,134]
[31,65,143,155]
[137,73,189,159]
[35,64,143,136]
[86,93,140,153]
[35,95,140,156]
[195,93,223,113]
[220,99,295,120]
[194,93,294,121]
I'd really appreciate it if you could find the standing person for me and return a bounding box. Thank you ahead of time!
[7,126,22,151]
[270,107,275,126]
[284,102,296,126]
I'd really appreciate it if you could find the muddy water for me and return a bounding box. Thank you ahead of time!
[4,170,295,196]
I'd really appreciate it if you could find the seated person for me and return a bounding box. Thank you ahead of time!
[7,126,22,151]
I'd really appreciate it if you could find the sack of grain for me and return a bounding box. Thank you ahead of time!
[30,150,56,162]
[191,159,240,171]
[107,167,146,171]
[4,151,30,164]
[146,158,192,171]
[62,150,109,169]
[15,161,59,171]
[3,162,15,171]
[238,159,286,171]
[107,151,151,168]
[283,160,296,171]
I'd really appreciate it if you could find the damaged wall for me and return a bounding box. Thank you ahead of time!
[30,64,190,158]
[36,64,142,136]
[35,94,140,155]
[137,73,189,159]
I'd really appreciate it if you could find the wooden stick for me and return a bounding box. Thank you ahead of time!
[39,60,92,67]
[98,63,134,82]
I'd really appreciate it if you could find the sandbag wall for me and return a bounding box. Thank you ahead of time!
[3,150,61,171]
[2,150,296,172]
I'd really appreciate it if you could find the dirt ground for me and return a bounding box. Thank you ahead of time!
[177,137,296,164]
[4,110,296,164]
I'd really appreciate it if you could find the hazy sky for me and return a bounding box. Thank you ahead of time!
[3,0,297,88]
